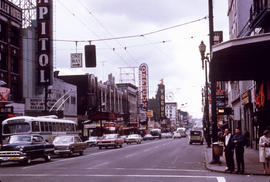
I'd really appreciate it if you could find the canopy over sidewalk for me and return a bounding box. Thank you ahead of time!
[210,33,270,81]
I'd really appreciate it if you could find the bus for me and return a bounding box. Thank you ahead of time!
[2,116,77,143]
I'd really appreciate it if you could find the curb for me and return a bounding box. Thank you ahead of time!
[203,148,268,176]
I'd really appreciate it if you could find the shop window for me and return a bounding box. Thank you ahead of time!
[11,54,19,74]
[10,27,20,46]
[0,52,7,70]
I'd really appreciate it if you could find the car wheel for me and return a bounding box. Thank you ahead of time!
[79,151,84,156]
[120,144,123,148]
[44,153,52,162]
[189,142,192,145]
[69,150,74,157]
[114,144,117,149]
[23,157,32,165]
[200,141,203,145]
[99,146,102,150]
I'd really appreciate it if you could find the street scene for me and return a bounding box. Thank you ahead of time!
[1,0,270,182]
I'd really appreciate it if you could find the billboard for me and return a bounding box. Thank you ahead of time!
[37,0,53,85]
[139,63,149,111]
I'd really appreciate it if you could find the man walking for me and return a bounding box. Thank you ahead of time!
[232,128,245,174]
[224,128,234,173]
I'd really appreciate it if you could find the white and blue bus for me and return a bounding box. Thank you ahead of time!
[2,116,77,143]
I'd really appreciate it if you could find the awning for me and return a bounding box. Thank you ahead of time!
[210,33,270,81]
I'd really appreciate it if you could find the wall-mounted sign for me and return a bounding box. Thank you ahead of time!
[0,0,22,22]
[241,91,250,105]
[37,0,52,85]
[25,98,56,111]
[71,53,83,68]
[146,110,153,117]
[139,63,149,111]
[0,87,10,101]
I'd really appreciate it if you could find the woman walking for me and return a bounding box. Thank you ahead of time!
[259,130,270,174]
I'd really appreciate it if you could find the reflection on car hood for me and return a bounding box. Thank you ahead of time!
[0,143,31,151]
[53,143,72,146]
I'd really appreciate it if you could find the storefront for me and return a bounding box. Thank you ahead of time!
[210,33,270,148]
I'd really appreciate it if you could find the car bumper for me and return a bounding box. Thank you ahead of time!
[54,149,72,154]
[0,156,27,162]
[98,143,117,147]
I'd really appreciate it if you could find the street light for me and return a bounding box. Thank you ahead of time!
[199,41,211,148]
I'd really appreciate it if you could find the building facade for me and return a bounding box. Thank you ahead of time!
[165,102,177,128]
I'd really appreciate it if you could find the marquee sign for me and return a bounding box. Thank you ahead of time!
[139,63,149,111]
[37,0,52,85]
[0,0,22,22]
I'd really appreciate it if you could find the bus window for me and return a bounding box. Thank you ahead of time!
[44,122,49,132]
[41,122,45,132]
[32,121,40,132]
[52,122,56,132]
[3,123,30,134]
[48,122,52,132]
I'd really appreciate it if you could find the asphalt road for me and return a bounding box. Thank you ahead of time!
[0,138,269,182]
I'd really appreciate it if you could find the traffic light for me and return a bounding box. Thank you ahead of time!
[84,45,96,67]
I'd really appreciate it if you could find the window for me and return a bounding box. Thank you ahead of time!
[32,121,40,132]
[71,96,76,104]
[41,122,45,132]
[0,21,7,42]
[3,123,30,134]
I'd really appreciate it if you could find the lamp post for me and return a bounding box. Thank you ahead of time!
[199,41,211,148]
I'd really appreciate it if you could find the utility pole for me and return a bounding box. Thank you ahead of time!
[208,0,220,164]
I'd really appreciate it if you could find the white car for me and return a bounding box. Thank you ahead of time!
[126,134,143,144]
[173,132,181,139]
[85,136,99,147]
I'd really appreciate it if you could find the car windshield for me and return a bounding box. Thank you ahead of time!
[9,135,32,144]
[128,134,138,138]
[53,136,74,144]
[103,134,117,139]
[191,131,201,136]
[89,137,98,140]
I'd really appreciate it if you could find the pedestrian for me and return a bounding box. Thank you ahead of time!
[259,130,270,174]
[224,128,235,173]
[232,128,245,174]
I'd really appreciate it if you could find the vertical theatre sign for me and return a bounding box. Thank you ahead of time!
[159,80,165,120]
[139,63,149,111]
[37,0,52,85]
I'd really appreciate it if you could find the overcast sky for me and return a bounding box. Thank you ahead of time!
[54,0,229,118]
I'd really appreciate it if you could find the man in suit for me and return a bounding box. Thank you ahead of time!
[232,128,245,174]
[224,128,235,173]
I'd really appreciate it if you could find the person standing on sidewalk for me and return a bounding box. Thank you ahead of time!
[259,130,270,174]
[224,128,235,173]
[232,128,245,174]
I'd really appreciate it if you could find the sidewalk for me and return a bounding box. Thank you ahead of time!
[204,146,267,175]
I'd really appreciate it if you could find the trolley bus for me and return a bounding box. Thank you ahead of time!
[2,116,77,143]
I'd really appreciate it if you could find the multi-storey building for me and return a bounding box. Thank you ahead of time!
[0,1,22,103]
[165,102,177,128]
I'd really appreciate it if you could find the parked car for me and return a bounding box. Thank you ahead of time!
[53,135,87,156]
[126,134,143,144]
[0,135,54,165]
[143,134,154,140]
[98,134,124,149]
[85,136,99,147]
[189,130,204,145]
[173,132,181,139]
[120,135,128,143]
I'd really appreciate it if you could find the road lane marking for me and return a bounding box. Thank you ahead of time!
[87,167,208,173]
[0,173,226,181]
[23,140,167,169]
[89,161,109,168]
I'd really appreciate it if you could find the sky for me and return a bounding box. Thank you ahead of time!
[54,0,229,118]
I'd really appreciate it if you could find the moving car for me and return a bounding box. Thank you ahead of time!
[143,134,154,140]
[85,136,99,147]
[189,130,204,145]
[98,134,124,149]
[150,129,161,139]
[172,132,181,139]
[0,135,54,165]
[53,135,87,156]
[126,134,143,144]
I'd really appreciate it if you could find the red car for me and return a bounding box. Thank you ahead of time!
[98,134,124,149]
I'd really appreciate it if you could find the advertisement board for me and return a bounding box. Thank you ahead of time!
[0,87,10,101]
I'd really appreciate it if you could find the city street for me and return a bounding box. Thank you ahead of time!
[0,138,269,182]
